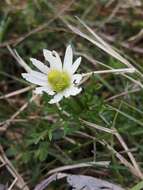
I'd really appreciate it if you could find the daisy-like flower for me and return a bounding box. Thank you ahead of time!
[22,45,82,104]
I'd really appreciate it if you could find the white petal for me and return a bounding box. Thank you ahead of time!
[34,86,55,95]
[70,86,82,96]
[30,58,49,74]
[64,86,82,97]
[49,93,63,104]
[33,87,44,95]
[30,70,47,81]
[72,57,82,74]
[43,49,62,70]
[72,74,82,84]
[63,88,72,98]
[22,73,47,86]
[63,45,73,73]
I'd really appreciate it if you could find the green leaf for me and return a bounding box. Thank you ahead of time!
[130,181,143,190]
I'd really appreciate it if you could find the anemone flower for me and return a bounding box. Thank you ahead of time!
[22,45,82,104]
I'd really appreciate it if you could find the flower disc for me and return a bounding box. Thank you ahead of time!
[48,70,70,92]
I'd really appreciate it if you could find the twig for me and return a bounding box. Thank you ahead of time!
[100,32,143,54]
[78,52,143,89]
[82,68,135,77]
[66,17,143,80]
[0,85,34,100]
[128,29,143,44]
[56,103,70,117]
[105,87,140,102]
[0,145,30,190]
[80,119,117,134]
[68,16,134,69]
[7,46,31,73]
[75,131,143,179]
[115,132,143,179]
[0,115,57,126]
[80,118,143,179]
[0,94,38,132]
[63,136,76,145]
[8,178,17,190]
[111,101,143,179]
[48,161,110,175]
[99,1,121,27]
[34,173,67,190]
[102,140,142,179]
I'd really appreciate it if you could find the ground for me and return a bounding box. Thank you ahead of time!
[0,0,143,189]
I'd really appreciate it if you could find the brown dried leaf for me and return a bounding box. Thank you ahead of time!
[67,174,125,190]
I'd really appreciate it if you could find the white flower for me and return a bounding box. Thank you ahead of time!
[22,45,82,104]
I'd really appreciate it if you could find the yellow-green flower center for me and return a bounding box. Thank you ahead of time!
[48,70,71,92]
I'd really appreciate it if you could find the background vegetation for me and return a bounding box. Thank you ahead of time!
[0,0,143,189]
